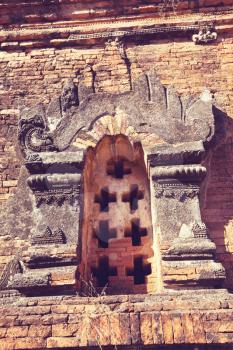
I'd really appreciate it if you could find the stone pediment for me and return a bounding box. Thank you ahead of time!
[19,70,215,156]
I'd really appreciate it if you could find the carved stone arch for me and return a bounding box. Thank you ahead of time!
[73,109,164,152]
[15,69,214,154]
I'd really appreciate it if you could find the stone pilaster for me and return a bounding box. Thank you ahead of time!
[8,151,84,296]
[149,144,226,289]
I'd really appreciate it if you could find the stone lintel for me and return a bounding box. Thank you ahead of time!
[27,173,82,191]
[162,260,226,288]
[25,151,84,174]
[148,140,206,166]
[152,165,207,183]
[164,238,216,258]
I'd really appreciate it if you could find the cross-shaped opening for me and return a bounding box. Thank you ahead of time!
[94,187,116,212]
[124,219,147,246]
[122,184,144,211]
[126,256,151,285]
[107,158,132,179]
[94,220,117,248]
[91,257,117,287]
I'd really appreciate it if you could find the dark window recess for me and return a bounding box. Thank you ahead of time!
[94,187,116,212]
[107,158,131,179]
[94,220,117,248]
[127,256,151,285]
[122,184,144,211]
[124,219,147,246]
[91,257,117,287]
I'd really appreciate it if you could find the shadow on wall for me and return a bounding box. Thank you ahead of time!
[201,106,233,292]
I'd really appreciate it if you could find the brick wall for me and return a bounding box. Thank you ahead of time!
[0,0,231,26]
[0,4,233,290]
[1,290,233,349]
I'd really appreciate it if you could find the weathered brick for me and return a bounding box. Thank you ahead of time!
[109,313,128,345]
[130,313,141,344]
[52,323,79,337]
[41,314,68,325]
[0,327,7,338]
[14,337,46,349]
[94,315,110,346]
[47,337,80,348]
[191,313,206,343]
[0,338,16,350]
[171,313,185,344]
[28,325,52,338]
[6,326,28,338]
[140,313,153,345]
[206,333,233,344]
[161,312,173,344]
[181,313,195,344]
[0,316,17,327]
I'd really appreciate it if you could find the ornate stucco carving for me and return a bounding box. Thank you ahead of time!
[53,70,215,150]
[154,183,200,201]
[192,27,218,44]
[31,226,66,245]
[18,70,215,155]
[18,105,57,155]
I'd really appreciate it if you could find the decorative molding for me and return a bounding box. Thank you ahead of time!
[18,114,57,155]
[25,151,84,174]
[32,226,66,245]
[214,267,226,279]
[0,259,22,291]
[191,221,208,239]
[154,182,200,200]
[27,173,82,191]
[51,70,215,150]
[152,165,207,181]
[177,221,209,240]
[0,289,21,299]
[8,272,52,290]
[73,109,163,151]
[148,141,206,166]
[34,186,81,207]
[25,153,42,163]
[69,25,198,42]
[1,9,233,50]
[192,27,217,44]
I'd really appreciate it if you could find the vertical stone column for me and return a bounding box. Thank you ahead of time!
[9,151,84,296]
[149,143,225,289]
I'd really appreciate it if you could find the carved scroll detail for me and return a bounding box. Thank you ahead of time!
[18,115,56,154]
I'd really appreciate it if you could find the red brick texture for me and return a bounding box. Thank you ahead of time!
[0,291,233,349]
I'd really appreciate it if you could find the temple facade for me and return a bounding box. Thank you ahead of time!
[0,1,233,349]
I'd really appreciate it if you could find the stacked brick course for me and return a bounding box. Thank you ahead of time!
[0,0,232,27]
[0,290,233,349]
